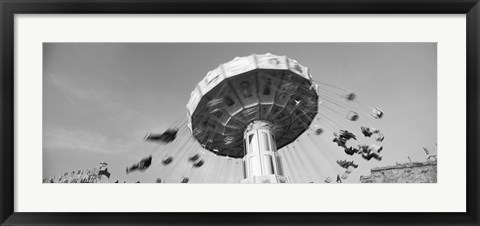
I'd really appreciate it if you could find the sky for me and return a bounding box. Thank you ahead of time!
[43,43,437,183]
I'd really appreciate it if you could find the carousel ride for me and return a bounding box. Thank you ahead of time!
[185,53,319,183]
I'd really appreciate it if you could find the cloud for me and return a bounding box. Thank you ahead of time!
[43,125,139,155]
[45,72,156,123]
[46,72,112,104]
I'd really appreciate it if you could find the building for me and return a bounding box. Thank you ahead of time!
[360,156,437,183]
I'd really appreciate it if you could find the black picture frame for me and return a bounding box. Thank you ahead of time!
[1,0,479,225]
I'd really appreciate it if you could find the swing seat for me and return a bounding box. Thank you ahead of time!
[162,156,173,165]
[346,111,359,121]
[193,160,204,167]
[324,177,332,183]
[344,92,356,101]
[188,154,200,162]
[371,107,384,119]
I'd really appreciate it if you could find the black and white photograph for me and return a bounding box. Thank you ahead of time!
[42,43,437,184]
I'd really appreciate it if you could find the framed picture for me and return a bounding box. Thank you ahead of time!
[1,0,479,225]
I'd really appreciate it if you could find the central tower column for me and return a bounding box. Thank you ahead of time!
[241,120,289,183]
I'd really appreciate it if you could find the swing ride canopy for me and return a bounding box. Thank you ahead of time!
[186,53,319,158]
